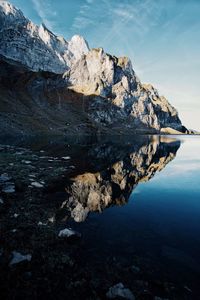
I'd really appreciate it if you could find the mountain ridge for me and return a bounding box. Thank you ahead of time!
[0,1,194,135]
[0,1,89,73]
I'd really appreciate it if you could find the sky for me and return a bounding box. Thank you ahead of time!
[9,0,200,130]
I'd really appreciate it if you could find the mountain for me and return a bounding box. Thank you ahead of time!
[0,1,191,135]
[0,1,89,73]
[67,48,183,131]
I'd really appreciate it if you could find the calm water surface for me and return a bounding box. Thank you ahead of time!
[66,136,200,294]
[0,135,200,299]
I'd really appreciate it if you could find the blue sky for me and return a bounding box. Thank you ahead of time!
[10,0,200,130]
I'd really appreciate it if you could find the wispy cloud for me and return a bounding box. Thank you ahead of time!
[71,0,163,48]
[71,2,95,31]
[31,0,56,30]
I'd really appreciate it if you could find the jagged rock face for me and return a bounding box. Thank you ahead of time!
[67,48,137,97]
[0,1,89,73]
[63,139,180,222]
[0,1,185,132]
[68,35,90,64]
[67,48,182,131]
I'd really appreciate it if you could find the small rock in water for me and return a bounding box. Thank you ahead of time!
[31,182,44,188]
[38,221,47,226]
[48,216,55,223]
[131,265,140,273]
[14,213,19,218]
[0,197,4,204]
[58,228,81,239]
[2,184,15,193]
[15,151,24,155]
[10,251,32,266]
[106,283,135,300]
[62,156,71,160]
[0,173,12,183]
[22,160,31,164]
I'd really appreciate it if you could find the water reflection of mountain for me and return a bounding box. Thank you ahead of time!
[62,137,180,222]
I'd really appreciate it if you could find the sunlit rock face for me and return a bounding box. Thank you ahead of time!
[67,48,182,131]
[63,139,180,222]
[0,1,89,73]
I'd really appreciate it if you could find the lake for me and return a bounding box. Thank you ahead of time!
[0,135,199,299]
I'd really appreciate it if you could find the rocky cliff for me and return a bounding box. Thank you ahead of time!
[0,1,188,135]
[67,48,183,131]
[0,1,89,73]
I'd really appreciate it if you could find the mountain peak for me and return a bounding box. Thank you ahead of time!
[0,1,24,19]
[0,1,16,14]
[71,34,87,43]
[0,1,89,73]
[68,35,90,61]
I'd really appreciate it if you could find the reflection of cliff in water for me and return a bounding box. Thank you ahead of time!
[62,137,180,222]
